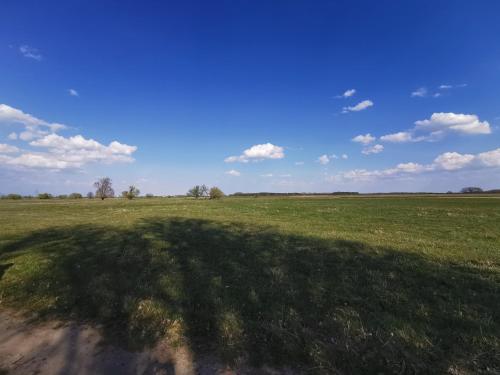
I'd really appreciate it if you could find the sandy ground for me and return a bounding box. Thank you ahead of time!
[0,310,226,375]
[0,310,295,375]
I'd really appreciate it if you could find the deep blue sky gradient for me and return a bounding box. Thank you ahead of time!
[1,1,499,194]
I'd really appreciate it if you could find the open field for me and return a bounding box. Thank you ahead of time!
[0,196,499,373]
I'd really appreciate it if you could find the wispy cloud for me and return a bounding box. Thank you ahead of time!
[225,169,241,176]
[68,89,79,97]
[336,89,356,98]
[362,144,384,155]
[317,154,330,165]
[439,83,467,90]
[0,143,20,153]
[19,45,42,61]
[411,87,427,97]
[342,99,373,113]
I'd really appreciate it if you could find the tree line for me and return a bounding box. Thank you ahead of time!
[3,183,499,200]
[1,178,225,200]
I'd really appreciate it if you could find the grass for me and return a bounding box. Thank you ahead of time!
[0,196,499,373]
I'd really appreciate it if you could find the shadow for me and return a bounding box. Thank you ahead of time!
[0,263,13,280]
[0,218,499,373]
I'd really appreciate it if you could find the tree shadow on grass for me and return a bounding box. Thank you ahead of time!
[0,218,499,374]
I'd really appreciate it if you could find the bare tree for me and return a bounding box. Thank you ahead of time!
[187,184,209,199]
[200,184,209,197]
[94,177,115,200]
[87,192,94,199]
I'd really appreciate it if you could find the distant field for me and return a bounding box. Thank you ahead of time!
[0,197,499,373]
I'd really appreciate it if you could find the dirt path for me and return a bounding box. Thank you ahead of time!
[0,310,214,375]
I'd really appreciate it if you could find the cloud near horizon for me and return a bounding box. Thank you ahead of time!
[0,104,137,170]
[331,147,500,182]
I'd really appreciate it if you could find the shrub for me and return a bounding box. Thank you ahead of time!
[122,186,140,200]
[38,193,53,199]
[209,187,225,199]
[145,193,154,198]
[87,192,94,199]
[69,193,83,199]
[57,194,68,199]
[460,187,483,194]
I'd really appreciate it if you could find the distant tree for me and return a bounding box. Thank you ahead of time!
[446,191,453,194]
[38,193,53,199]
[460,187,483,194]
[58,194,68,199]
[209,187,225,199]
[94,177,115,200]
[5,194,22,200]
[187,185,202,198]
[145,193,154,198]
[87,192,94,199]
[200,184,209,197]
[69,193,83,199]
[122,185,140,200]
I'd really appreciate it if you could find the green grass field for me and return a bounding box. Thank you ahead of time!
[0,196,499,373]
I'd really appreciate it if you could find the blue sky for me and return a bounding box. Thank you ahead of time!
[1,0,500,195]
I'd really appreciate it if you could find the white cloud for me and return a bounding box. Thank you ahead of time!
[0,144,19,153]
[19,45,42,61]
[411,87,427,97]
[68,89,79,97]
[0,104,68,141]
[0,104,50,127]
[362,144,384,155]
[352,133,376,145]
[7,132,17,140]
[380,131,413,143]
[261,173,273,177]
[0,104,137,170]
[332,147,500,183]
[379,112,491,144]
[318,154,330,165]
[439,83,467,90]
[433,152,475,170]
[336,89,356,98]
[294,161,304,166]
[341,154,348,159]
[225,169,241,176]
[477,148,500,167]
[225,143,284,163]
[415,113,491,135]
[343,100,373,113]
